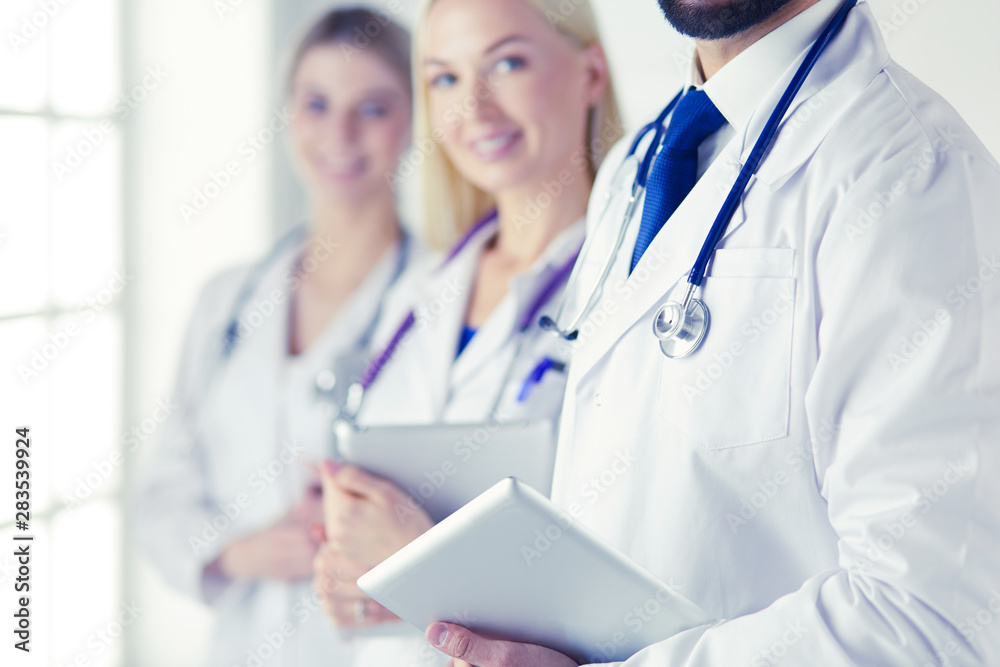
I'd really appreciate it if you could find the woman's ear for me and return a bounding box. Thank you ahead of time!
[580,41,610,107]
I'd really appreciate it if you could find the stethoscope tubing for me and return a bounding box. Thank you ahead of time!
[688,0,858,290]
[541,92,684,340]
[221,224,309,358]
[544,0,857,345]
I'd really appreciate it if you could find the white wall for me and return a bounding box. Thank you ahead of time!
[125,0,272,665]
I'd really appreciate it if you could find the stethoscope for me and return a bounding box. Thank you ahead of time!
[212,224,412,414]
[541,0,857,358]
[219,224,309,358]
[337,211,581,421]
[310,233,411,412]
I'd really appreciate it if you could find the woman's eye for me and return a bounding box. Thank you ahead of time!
[358,101,389,118]
[494,56,526,75]
[306,97,327,113]
[430,73,457,89]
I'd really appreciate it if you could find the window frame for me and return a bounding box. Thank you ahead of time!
[0,1,128,663]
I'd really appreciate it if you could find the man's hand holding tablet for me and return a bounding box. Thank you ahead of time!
[358,478,713,664]
[426,623,578,667]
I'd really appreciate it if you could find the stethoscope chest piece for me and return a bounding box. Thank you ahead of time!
[543,0,857,358]
[652,290,710,359]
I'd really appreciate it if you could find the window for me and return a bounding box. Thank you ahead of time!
[1,1,125,664]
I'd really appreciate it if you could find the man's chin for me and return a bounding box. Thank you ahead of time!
[656,0,798,40]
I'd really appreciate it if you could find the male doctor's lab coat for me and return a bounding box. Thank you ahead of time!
[553,1,1000,665]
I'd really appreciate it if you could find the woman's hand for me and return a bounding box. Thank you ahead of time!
[287,479,325,527]
[319,461,433,566]
[210,488,324,581]
[426,623,579,667]
[312,461,431,627]
[312,541,399,628]
[215,523,318,581]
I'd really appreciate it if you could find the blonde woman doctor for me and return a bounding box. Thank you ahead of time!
[311,0,622,665]
[133,9,420,667]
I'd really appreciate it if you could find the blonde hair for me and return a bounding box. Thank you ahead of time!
[414,0,624,250]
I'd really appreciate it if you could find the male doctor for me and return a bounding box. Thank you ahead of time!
[424,0,1000,665]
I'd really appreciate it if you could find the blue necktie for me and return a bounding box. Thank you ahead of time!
[630,89,727,273]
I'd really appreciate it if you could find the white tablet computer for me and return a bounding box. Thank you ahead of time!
[358,477,713,664]
[332,419,556,522]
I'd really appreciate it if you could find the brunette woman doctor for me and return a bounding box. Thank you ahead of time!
[134,9,420,667]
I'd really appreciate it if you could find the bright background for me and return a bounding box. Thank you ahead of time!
[0,0,997,664]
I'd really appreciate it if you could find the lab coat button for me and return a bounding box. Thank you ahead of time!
[595,393,603,407]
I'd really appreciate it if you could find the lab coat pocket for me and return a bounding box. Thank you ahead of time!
[657,248,796,451]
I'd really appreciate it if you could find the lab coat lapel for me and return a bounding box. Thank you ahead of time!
[569,142,744,379]
[198,250,297,525]
[453,219,586,388]
[450,294,514,390]
[405,242,479,418]
[739,2,890,191]
[570,2,888,381]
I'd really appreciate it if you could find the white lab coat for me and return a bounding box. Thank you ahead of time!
[133,233,420,667]
[553,2,1000,666]
[351,216,585,667]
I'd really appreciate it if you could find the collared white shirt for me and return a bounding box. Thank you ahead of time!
[685,0,846,179]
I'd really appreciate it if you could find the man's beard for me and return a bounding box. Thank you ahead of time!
[657,0,798,39]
